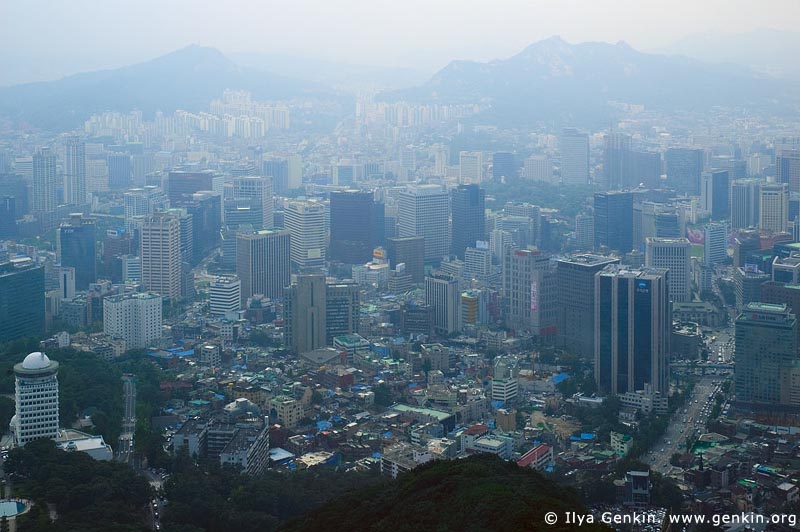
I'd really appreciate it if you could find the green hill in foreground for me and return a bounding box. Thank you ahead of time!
[281,455,610,532]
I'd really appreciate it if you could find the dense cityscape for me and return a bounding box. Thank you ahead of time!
[0,3,799,531]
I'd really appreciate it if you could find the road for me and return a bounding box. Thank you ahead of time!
[117,374,137,464]
[644,376,722,476]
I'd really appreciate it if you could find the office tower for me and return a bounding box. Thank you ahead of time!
[645,237,691,303]
[575,214,594,251]
[502,248,557,336]
[594,191,634,252]
[263,157,289,195]
[555,254,620,357]
[123,186,169,231]
[777,149,800,194]
[236,229,291,304]
[121,255,141,282]
[329,190,385,264]
[730,178,761,230]
[386,236,425,283]
[103,292,163,349]
[464,246,492,279]
[560,129,589,184]
[32,147,57,213]
[630,150,662,189]
[58,213,97,290]
[166,170,219,205]
[700,170,730,220]
[286,154,302,189]
[450,184,486,259]
[704,222,728,267]
[603,132,632,189]
[12,352,59,446]
[63,137,86,205]
[492,152,515,180]
[733,230,762,268]
[459,151,483,183]
[491,359,518,403]
[185,191,222,263]
[594,266,670,395]
[284,200,326,270]
[58,266,76,300]
[734,303,798,407]
[107,153,132,189]
[425,274,462,336]
[772,254,800,284]
[285,274,327,353]
[734,265,770,310]
[0,258,45,343]
[229,176,273,229]
[759,182,789,233]
[140,213,181,302]
[325,281,360,344]
[524,155,551,181]
[398,185,450,261]
[665,148,704,196]
[209,277,241,316]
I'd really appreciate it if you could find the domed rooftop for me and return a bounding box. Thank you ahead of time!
[21,352,52,370]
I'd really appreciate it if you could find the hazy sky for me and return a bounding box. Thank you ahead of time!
[1,0,799,83]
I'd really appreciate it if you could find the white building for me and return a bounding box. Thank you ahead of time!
[284,200,326,270]
[491,359,518,403]
[103,292,163,349]
[209,277,241,316]
[525,155,551,182]
[559,129,589,185]
[760,182,789,234]
[645,237,691,303]
[11,352,60,447]
[459,151,483,184]
[229,175,273,229]
[398,185,450,261]
[703,223,728,268]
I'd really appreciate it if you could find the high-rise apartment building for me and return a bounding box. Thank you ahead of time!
[398,185,450,261]
[734,303,798,407]
[58,213,97,290]
[236,229,291,304]
[450,184,486,259]
[63,137,86,205]
[595,266,670,395]
[32,147,57,213]
[12,352,59,446]
[103,292,163,349]
[284,200,326,270]
[759,182,789,234]
[555,254,619,357]
[140,213,182,302]
[645,237,691,303]
[560,129,589,185]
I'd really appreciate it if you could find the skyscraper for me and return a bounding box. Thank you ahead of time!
[595,265,670,395]
[32,147,57,213]
[555,254,620,357]
[209,277,242,316]
[386,236,425,283]
[0,258,44,343]
[603,132,632,189]
[730,178,761,230]
[236,229,291,304]
[502,248,557,336]
[665,148,704,196]
[560,129,589,185]
[325,281,360,344]
[329,190,384,264]
[734,303,798,407]
[594,191,634,253]
[425,274,462,336]
[759,182,789,234]
[459,151,483,183]
[58,213,97,290]
[63,137,86,205]
[12,352,59,447]
[524,155,551,182]
[107,153,132,189]
[229,176,273,229]
[398,185,450,261]
[777,150,800,195]
[284,274,327,354]
[166,170,219,205]
[700,170,730,221]
[450,184,486,259]
[103,292,163,349]
[491,152,515,180]
[262,157,289,195]
[645,237,691,303]
[284,200,326,270]
[704,222,728,267]
[140,213,182,302]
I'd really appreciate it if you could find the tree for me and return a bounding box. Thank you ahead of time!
[373,384,393,407]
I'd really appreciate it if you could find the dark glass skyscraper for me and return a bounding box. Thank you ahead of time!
[492,152,516,180]
[665,148,704,196]
[593,191,633,253]
[0,258,44,343]
[450,184,485,259]
[58,213,97,290]
[329,190,385,264]
[166,170,217,205]
[263,158,289,195]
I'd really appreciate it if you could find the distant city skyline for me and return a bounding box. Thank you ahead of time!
[1,0,799,85]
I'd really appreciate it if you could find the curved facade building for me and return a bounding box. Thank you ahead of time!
[11,352,59,447]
